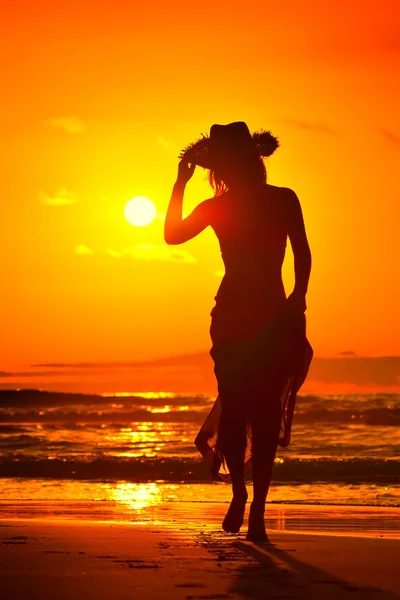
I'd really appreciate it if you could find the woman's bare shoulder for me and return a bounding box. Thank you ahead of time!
[205,191,230,207]
[266,184,299,208]
[194,193,227,220]
[266,183,297,196]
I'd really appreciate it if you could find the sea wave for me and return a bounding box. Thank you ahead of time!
[1,390,399,488]
[1,456,399,484]
[1,390,400,426]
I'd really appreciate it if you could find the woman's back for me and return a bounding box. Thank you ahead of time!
[210,183,288,307]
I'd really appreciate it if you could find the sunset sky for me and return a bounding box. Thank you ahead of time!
[1,0,400,387]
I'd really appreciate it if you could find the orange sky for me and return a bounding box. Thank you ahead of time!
[1,0,400,375]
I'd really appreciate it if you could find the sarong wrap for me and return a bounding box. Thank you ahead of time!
[195,303,313,482]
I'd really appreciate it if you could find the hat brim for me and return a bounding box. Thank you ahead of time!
[178,129,280,169]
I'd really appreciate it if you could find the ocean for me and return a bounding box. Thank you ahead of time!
[1,389,399,515]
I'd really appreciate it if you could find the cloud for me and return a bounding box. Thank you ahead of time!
[124,244,196,263]
[0,370,79,377]
[74,245,94,255]
[32,352,212,370]
[39,188,78,206]
[308,356,400,386]
[338,351,357,356]
[156,136,169,149]
[283,118,338,137]
[73,244,195,262]
[28,353,400,394]
[47,115,85,134]
[382,129,400,147]
[104,248,123,258]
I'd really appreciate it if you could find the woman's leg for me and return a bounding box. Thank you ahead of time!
[220,408,247,481]
[247,378,282,541]
[218,405,248,533]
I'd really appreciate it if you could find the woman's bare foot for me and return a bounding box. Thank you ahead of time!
[246,504,270,543]
[222,486,248,534]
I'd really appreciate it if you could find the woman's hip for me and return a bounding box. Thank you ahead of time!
[209,298,287,344]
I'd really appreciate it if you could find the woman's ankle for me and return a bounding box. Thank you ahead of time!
[232,482,247,497]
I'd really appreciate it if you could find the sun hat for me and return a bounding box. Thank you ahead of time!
[178,121,280,169]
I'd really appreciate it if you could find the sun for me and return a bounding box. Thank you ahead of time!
[124,196,156,227]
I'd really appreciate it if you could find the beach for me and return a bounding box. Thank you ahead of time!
[1,508,400,600]
[1,390,399,597]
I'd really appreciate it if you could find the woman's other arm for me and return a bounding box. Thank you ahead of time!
[164,160,213,245]
[285,188,312,312]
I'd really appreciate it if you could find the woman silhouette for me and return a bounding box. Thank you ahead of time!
[164,122,312,542]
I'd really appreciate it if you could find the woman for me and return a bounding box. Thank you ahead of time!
[164,122,312,542]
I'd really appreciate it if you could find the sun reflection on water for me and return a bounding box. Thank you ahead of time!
[101,392,185,399]
[150,406,172,413]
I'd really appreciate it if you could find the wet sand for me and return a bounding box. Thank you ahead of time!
[1,513,399,599]
[1,495,399,538]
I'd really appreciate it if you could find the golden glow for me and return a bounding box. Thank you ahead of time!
[124,196,156,227]
[2,1,400,381]
[110,482,162,512]
[150,405,172,414]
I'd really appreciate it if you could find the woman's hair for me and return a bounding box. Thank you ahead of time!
[208,153,267,196]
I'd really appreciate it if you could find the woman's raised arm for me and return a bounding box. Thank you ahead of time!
[164,160,213,245]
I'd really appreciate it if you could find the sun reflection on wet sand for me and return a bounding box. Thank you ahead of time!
[108,482,163,512]
[1,479,399,539]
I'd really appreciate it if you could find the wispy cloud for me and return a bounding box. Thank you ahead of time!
[74,245,94,255]
[74,244,195,262]
[124,244,196,263]
[104,248,123,258]
[382,129,400,147]
[0,370,79,377]
[30,355,400,388]
[46,115,85,134]
[39,188,78,206]
[283,118,338,137]
[156,136,169,149]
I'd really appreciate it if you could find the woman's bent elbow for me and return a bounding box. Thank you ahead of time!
[164,233,180,245]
